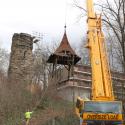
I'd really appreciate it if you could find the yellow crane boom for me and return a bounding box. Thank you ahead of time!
[76,0,123,124]
[86,0,114,101]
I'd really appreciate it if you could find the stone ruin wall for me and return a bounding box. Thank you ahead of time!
[8,33,35,83]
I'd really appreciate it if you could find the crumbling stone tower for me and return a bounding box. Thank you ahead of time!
[8,33,36,83]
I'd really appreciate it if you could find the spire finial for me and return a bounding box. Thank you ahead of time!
[64,24,67,32]
[64,24,66,29]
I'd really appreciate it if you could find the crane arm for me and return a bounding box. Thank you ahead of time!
[75,0,123,124]
[86,0,114,101]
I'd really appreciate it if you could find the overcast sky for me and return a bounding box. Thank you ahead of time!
[0,0,102,51]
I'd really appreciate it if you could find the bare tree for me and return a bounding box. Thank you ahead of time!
[32,40,59,90]
[0,48,9,74]
[97,0,125,72]
[73,0,125,72]
[76,37,90,65]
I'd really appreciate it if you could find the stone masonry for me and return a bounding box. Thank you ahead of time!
[8,33,36,83]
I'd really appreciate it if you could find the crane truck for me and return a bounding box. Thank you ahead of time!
[76,0,123,125]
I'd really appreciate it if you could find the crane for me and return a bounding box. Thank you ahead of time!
[76,0,123,125]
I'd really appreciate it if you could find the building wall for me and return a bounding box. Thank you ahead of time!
[49,65,125,102]
[57,86,90,101]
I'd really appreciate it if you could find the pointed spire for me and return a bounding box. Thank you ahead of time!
[55,26,76,55]
[47,26,81,65]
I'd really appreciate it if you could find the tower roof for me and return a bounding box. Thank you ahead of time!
[47,27,81,65]
[55,31,76,55]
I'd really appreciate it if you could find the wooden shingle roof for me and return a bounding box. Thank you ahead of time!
[47,27,81,65]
